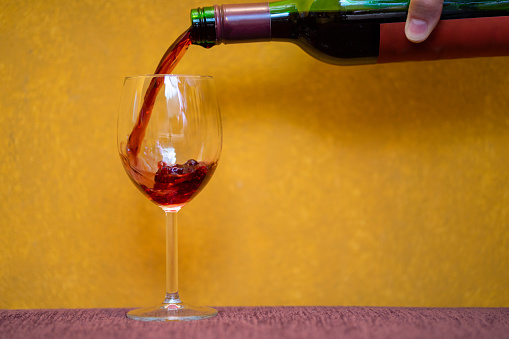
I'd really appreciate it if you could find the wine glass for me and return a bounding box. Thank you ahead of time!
[117,75,222,321]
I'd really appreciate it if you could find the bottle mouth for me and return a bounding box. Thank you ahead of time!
[190,6,217,46]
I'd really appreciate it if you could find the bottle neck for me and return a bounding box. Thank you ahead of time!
[191,2,271,46]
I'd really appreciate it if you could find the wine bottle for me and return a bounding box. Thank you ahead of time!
[190,0,509,65]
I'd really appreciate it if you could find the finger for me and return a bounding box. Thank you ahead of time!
[405,0,444,43]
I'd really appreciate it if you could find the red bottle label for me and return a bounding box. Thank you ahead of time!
[378,16,509,63]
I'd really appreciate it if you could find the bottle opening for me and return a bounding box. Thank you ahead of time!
[190,6,217,46]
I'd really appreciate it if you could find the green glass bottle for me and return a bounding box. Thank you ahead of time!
[190,0,509,65]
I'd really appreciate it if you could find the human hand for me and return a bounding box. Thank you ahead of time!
[405,0,444,42]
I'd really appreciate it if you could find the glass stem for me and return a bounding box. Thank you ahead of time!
[164,211,181,304]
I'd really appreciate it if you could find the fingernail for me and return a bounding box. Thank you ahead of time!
[406,18,428,43]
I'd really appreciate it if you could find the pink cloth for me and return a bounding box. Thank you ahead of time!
[1,307,508,339]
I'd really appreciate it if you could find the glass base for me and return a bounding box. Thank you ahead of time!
[127,302,218,322]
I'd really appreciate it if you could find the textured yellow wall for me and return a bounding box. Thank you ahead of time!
[1,0,508,309]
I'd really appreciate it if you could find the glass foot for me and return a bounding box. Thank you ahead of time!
[127,302,218,321]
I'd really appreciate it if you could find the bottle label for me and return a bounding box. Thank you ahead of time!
[378,16,509,63]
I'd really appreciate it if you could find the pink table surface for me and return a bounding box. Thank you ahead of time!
[1,306,508,339]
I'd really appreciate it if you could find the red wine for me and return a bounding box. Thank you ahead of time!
[122,157,217,208]
[123,27,215,209]
[126,28,193,160]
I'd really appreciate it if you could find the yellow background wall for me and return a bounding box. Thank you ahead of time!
[1,0,508,309]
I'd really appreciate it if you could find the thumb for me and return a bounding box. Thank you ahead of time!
[405,0,444,43]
